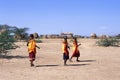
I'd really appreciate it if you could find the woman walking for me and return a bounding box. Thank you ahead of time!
[70,37,81,62]
[62,37,70,66]
[27,34,40,67]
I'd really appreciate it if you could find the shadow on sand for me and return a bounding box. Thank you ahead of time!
[36,64,59,67]
[1,55,28,60]
[36,63,90,67]
[66,63,90,66]
[77,60,96,62]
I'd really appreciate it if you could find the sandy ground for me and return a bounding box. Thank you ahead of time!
[0,39,120,80]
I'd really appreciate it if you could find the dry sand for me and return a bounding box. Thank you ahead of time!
[0,39,120,80]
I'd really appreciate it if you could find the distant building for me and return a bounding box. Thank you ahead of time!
[39,32,84,39]
[90,33,97,39]
[99,34,109,39]
[60,32,73,38]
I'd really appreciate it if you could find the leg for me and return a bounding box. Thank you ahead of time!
[63,53,67,65]
[76,57,80,62]
[64,59,67,66]
[30,60,34,67]
[63,53,69,65]
[69,56,73,62]
[76,52,80,62]
[29,52,35,67]
[64,60,66,65]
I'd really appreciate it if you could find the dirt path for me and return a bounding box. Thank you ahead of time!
[0,39,120,80]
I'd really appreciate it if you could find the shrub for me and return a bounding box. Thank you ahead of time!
[115,34,120,39]
[96,38,120,47]
[35,39,42,43]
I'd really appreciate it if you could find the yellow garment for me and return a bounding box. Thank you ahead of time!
[72,43,76,51]
[28,39,36,53]
[72,42,79,52]
[62,42,68,54]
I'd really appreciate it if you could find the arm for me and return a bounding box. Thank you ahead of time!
[36,45,40,49]
[77,43,81,47]
[27,42,29,46]
[78,43,81,46]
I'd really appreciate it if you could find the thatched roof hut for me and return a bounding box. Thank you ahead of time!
[90,33,97,39]
[99,34,108,39]
[33,32,39,38]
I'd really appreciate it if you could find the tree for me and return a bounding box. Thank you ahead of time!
[0,24,29,41]
[0,31,16,57]
[0,24,29,57]
[14,27,29,41]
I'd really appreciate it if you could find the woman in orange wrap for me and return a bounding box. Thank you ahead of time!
[27,34,40,67]
[62,37,70,66]
[70,37,81,62]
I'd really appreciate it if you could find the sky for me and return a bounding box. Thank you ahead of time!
[0,0,120,36]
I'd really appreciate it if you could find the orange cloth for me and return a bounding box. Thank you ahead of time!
[62,42,69,54]
[28,39,36,53]
[72,42,79,53]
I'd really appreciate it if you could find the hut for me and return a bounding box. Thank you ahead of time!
[90,33,97,39]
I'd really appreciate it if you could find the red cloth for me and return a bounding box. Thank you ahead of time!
[29,52,36,61]
[72,51,80,57]
[72,42,80,57]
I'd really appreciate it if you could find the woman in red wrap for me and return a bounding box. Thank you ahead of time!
[27,34,40,67]
[70,37,81,62]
